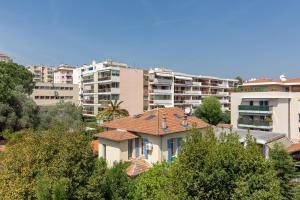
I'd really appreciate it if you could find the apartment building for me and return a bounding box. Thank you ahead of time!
[31,82,79,106]
[54,64,80,84]
[0,53,12,62]
[81,60,148,117]
[26,65,55,83]
[231,75,300,142]
[148,68,237,111]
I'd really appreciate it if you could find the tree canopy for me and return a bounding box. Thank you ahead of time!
[194,96,222,125]
[96,100,129,121]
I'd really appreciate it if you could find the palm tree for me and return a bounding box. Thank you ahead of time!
[96,100,129,121]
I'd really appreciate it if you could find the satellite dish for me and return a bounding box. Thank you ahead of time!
[184,107,191,115]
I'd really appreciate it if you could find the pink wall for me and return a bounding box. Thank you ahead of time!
[119,68,144,115]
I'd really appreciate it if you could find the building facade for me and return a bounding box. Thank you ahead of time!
[54,64,80,84]
[231,76,300,142]
[81,60,148,117]
[97,107,208,167]
[31,82,79,106]
[148,68,237,111]
[26,65,55,83]
[0,53,12,62]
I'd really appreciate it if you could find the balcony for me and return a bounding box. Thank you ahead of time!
[185,99,202,105]
[149,99,173,105]
[151,78,172,85]
[82,99,94,104]
[150,89,172,94]
[83,89,94,93]
[98,76,111,81]
[82,78,94,83]
[238,105,272,114]
[185,90,202,95]
[238,118,272,130]
[98,88,111,93]
[98,100,110,106]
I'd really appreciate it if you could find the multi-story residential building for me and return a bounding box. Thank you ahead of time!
[81,60,148,117]
[26,65,55,83]
[54,64,80,84]
[148,68,237,111]
[231,75,300,142]
[0,52,12,62]
[31,82,79,106]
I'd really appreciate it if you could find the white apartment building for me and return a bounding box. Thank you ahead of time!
[81,60,148,117]
[231,76,300,142]
[148,68,237,111]
[0,52,12,62]
[26,65,55,83]
[54,64,80,84]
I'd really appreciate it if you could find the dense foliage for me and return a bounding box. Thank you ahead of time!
[195,96,226,125]
[270,144,296,200]
[37,101,83,130]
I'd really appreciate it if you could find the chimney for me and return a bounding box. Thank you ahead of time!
[162,114,167,129]
[182,114,188,127]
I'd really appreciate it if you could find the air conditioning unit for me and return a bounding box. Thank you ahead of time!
[146,143,153,151]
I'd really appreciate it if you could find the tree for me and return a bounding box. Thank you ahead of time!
[0,62,38,132]
[0,61,34,103]
[235,76,244,85]
[221,110,231,124]
[270,144,296,200]
[105,162,133,200]
[195,96,222,125]
[0,128,101,199]
[168,127,282,200]
[37,101,83,130]
[133,162,170,200]
[96,100,129,121]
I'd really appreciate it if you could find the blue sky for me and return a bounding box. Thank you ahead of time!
[1,0,300,79]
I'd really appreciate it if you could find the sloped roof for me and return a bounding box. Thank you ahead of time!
[96,130,138,141]
[102,107,208,135]
[126,158,151,176]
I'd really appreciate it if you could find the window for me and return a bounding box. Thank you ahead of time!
[111,82,120,88]
[167,138,182,162]
[128,140,133,159]
[111,70,120,76]
[135,138,139,158]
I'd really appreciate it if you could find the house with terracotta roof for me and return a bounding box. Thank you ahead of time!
[96,107,208,169]
[231,75,300,143]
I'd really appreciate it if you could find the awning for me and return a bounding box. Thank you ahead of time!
[175,76,193,80]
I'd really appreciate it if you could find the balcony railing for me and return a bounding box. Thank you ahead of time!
[83,89,94,93]
[82,100,94,104]
[238,118,271,127]
[98,88,111,93]
[98,76,111,81]
[238,105,270,111]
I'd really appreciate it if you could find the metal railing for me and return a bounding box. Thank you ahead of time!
[238,105,270,111]
[238,118,271,127]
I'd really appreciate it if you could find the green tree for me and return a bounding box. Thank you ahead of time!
[0,127,101,200]
[96,100,129,121]
[221,110,231,124]
[133,162,170,200]
[235,76,244,85]
[168,127,282,200]
[195,96,222,125]
[37,101,83,130]
[105,162,133,200]
[270,144,296,200]
[0,61,34,103]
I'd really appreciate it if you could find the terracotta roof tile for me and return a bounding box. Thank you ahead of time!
[96,130,138,142]
[102,107,208,135]
[288,143,300,154]
[126,158,151,176]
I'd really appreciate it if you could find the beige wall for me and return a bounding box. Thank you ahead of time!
[31,82,79,106]
[120,68,145,115]
[231,92,300,142]
[99,139,121,167]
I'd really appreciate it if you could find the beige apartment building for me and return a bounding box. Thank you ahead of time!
[148,68,238,111]
[81,60,148,116]
[231,75,300,142]
[0,52,12,62]
[54,64,80,84]
[31,82,79,106]
[26,65,55,83]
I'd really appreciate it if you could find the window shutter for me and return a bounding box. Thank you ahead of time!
[135,138,139,158]
[128,140,132,159]
[176,138,182,154]
[143,138,148,159]
[167,139,173,162]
